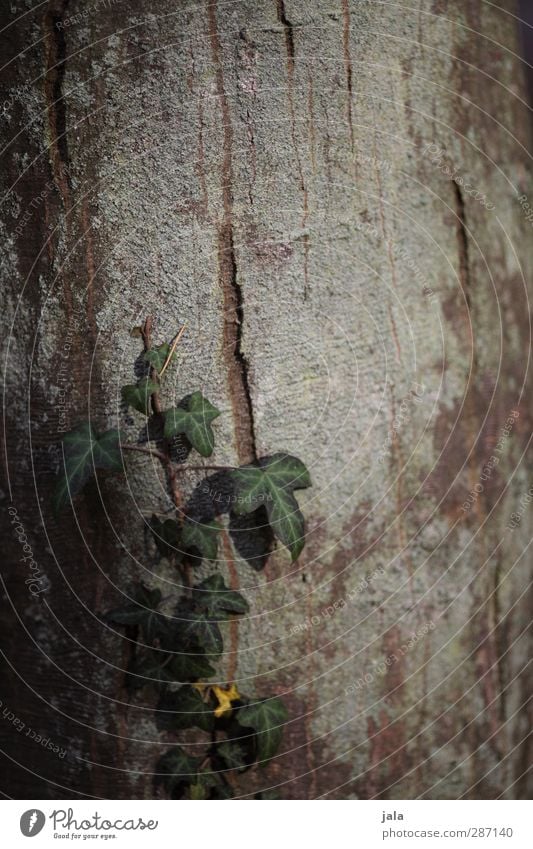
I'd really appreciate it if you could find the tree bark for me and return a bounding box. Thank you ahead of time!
[1,0,532,799]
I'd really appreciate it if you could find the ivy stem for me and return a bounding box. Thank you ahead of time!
[176,464,234,473]
[121,444,168,463]
[141,315,163,415]
[139,315,185,511]
[121,446,233,475]
[166,462,183,511]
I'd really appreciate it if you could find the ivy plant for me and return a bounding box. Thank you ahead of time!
[54,317,311,799]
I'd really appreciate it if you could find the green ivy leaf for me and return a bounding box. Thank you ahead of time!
[150,515,182,559]
[231,454,311,560]
[210,782,235,799]
[155,746,201,797]
[189,782,208,800]
[156,685,214,733]
[236,697,288,765]
[144,342,172,373]
[192,574,249,619]
[167,652,216,682]
[217,740,249,772]
[54,422,122,514]
[127,655,176,691]
[105,585,165,645]
[164,391,220,457]
[178,613,223,657]
[121,377,160,415]
[181,519,220,562]
[189,770,231,800]
[129,651,215,690]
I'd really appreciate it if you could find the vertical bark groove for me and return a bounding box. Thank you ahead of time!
[42,1,71,203]
[341,0,355,151]
[276,0,295,68]
[453,181,472,315]
[207,0,257,464]
[275,0,310,295]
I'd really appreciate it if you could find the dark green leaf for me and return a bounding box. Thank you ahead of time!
[105,585,164,644]
[236,697,288,765]
[144,342,171,373]
[128,651,215,690]
[150,515,182,559]
[155,746,201,797]
[54,422,122,514]
[192,574,249,619]
[188,782,207,799]
[178,613,223,657]
[111,607,166,645]
[267,487,306,562]
[229,508,274,572]
[181,519,220,562]
[210,782,235,799]
[231,454,311,560]
[216,740,249,772]
[121,377,160,415]
[189,770,231,799]
[126,654,176,691]
[156,685,213,732]
[166,652,216,682]
[92,428,122,469]
[164,391,220,457]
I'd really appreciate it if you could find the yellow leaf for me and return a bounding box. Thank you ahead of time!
[212,683,241,718]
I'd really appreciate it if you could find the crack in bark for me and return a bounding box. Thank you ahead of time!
[492,555,507,722]
[371,127,401,362]
[208,1,257,464]
[454,183,507,738]
[341,0,355,151]
[275,0,310,297]
[43,1,71,208]
[43,1,73,319]
[276,0,295,69]
[218,223,258,464]
[453,182,473,314]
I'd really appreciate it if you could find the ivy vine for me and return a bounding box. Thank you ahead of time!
[54,317,311,799]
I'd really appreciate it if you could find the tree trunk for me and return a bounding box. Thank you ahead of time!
[1,0,531,799]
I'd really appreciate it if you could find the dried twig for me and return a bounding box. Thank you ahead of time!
[159,324,187,378]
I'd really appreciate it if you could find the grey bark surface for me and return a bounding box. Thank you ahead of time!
[1,0,532,798]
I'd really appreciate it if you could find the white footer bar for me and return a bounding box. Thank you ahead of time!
[4,799,532,848]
